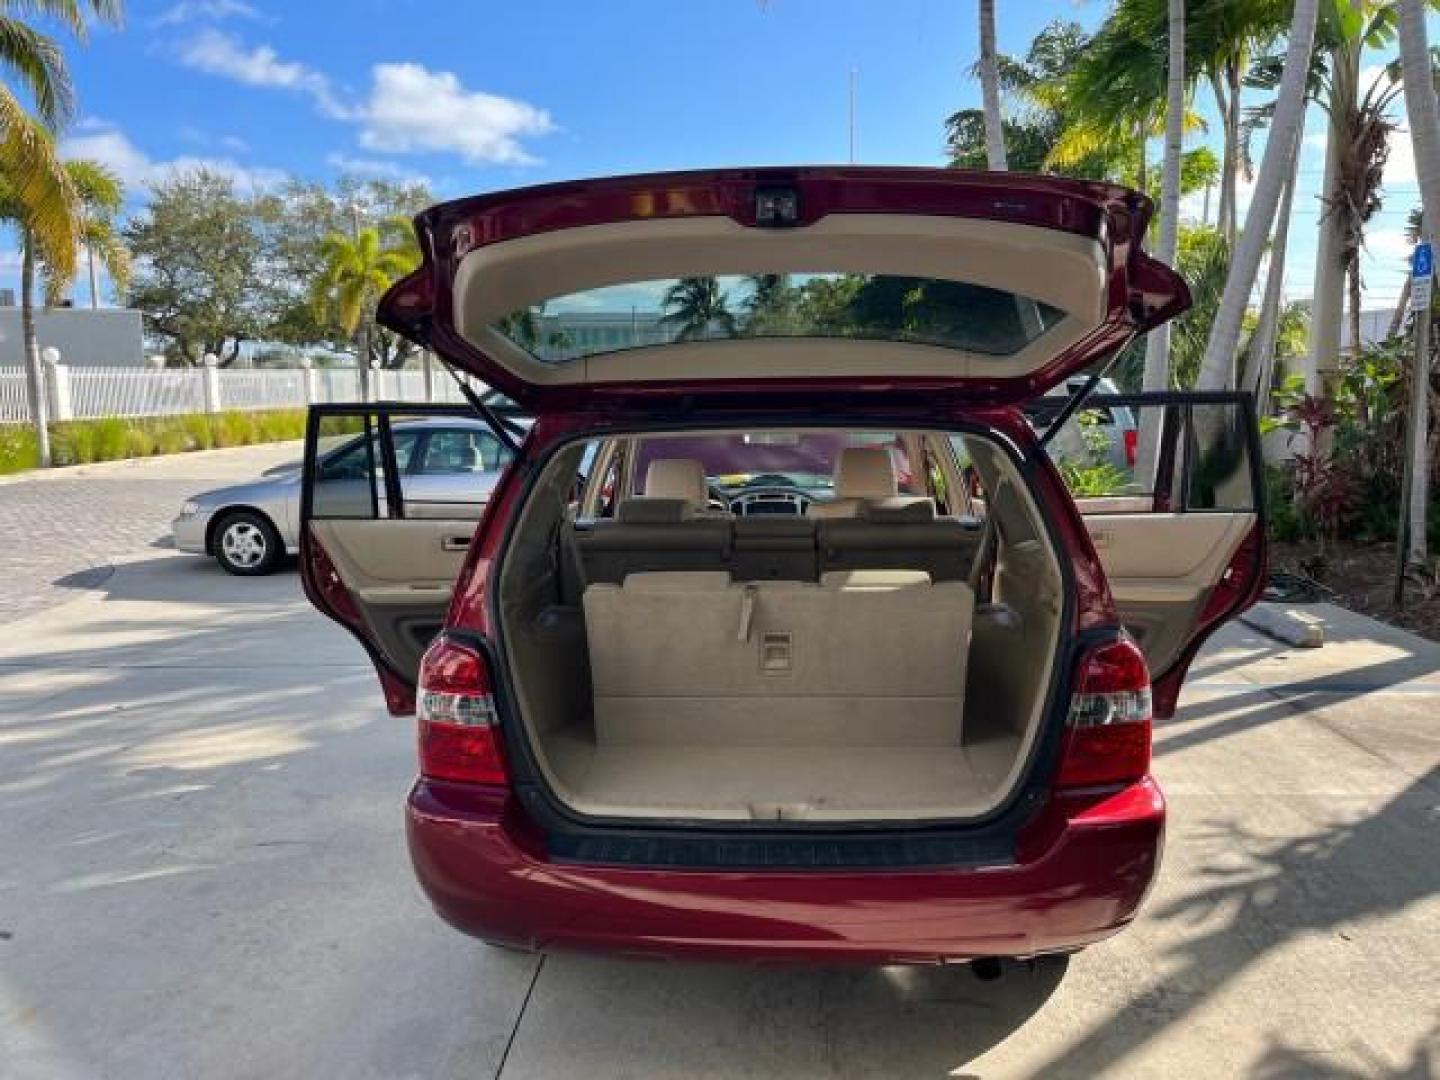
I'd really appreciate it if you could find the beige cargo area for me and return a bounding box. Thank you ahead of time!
[494,434,1067,825]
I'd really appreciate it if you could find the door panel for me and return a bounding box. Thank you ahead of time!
[1048,392,1266,703]
[299,405,508,710]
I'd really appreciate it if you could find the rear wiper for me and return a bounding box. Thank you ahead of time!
[439,359,525,452]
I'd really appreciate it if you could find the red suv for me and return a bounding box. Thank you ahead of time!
[300,167,1265,965]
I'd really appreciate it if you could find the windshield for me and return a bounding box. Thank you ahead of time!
[634,432,915,495]
[494,273,1064,364]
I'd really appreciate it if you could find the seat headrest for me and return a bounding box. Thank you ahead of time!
[835,447,898,500]
[644,458,709,508]
[859,497,937,523]
[616,497,694,524]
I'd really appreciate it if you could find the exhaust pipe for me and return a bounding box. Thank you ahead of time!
[970,957,1003,981]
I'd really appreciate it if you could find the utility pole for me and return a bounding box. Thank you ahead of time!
[1395,238,1433,607]
[848,68,857,164]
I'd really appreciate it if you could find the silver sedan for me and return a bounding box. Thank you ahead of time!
[173,417,515,575]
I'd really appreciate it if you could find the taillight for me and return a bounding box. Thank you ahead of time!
[1123,428,1138,467]
[1056,638,1152,788]
[416,637,508,785]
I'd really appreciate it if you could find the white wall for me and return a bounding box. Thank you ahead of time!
[0,308,145,367]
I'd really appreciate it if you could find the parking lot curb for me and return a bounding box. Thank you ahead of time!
[1240,603,1325,648]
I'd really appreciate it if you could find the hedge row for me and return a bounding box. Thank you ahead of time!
[0,409,309,475]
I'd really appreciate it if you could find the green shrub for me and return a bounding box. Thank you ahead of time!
[2,409,310,474]
[154,426,191,454]
[92,417,131,461]
[181,413,214,451]
[0,425,40,474]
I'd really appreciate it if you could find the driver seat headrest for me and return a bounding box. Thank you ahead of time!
[644,458,709,509]
[835,447,898,500]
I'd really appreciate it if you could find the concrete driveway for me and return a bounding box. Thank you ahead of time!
[0,447,1437,1079]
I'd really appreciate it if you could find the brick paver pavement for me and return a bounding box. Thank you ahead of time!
[0,442,302,623]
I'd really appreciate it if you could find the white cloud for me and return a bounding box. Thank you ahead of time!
[177,29,347,117]
[153,0,263,27]
[59,121,286,194]
[174,36,555,167]
[356,62,555,166]
[325,153,431,187]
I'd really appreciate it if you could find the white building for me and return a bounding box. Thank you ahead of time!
[0,305,145,367]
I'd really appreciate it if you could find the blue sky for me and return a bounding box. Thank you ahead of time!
[23,0,1438,313]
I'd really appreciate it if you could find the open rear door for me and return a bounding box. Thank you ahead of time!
[1046,391,1267,717]
[299,403,517,714]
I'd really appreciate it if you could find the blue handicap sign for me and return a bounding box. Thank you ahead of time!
[1414,242,1433,280]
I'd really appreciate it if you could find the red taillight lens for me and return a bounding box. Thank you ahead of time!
[1123,428,1138,467]
[416,637,507,786]
[1056,638,1152,788]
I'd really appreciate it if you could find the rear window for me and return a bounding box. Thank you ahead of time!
[632,431,916,498]
[494,273,1064,363]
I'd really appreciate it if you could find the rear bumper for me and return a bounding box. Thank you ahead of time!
[406,777,1165,964]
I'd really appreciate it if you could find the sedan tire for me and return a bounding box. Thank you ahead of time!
[213,510,284,576]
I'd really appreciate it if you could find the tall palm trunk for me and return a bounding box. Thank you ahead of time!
[1137,0,1186,481]
[1226,56,1243,246]
[1242,141,1301,412]
[357,322,372,401]
[87,244,99,308]
[20,231,51,467]
[1396,0,1439,567]
[1347,258,1364,366]
[1388,277,1412,340]
[1195,0,1320,391]
[979,0,1007,170]
[1305,45,1359,398]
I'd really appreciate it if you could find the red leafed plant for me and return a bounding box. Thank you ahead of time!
[1287,394,1358,566]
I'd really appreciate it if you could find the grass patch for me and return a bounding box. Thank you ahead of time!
[0,408,310,472]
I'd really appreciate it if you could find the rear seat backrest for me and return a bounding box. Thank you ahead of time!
[583,572,975,747]
[817,498,982,581]
[573,498,731,584]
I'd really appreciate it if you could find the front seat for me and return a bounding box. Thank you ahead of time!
[642,458,724,516]
[808,446,898,519]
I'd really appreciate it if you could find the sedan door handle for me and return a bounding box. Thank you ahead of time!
[441,535,472,552]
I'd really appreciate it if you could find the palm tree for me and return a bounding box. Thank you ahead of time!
[1,0,123,466]
[309,227,417,399]
[978,0,1007,170]
[61,159,129,307]
[660,276,735,341]
[742,273,791,334]
[1195,0,1321,391]
[1396,0,1438,567]
[1301,1,1406,399]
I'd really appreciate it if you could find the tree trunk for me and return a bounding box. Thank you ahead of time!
[1242,138,1301,412]
[1347,257,1364,364]
[979,0,1007,171]
[1305,47,1357,399]
[1226,56,1243,247]
[1388,277,1412,340]
[20,231,52,468]
[1212,74,1233,241]
[357,322,372,401]
[1397,0,1438,567]
[87,244,100,309]
[1195,0,1320,392]
[1137,0,1185,482]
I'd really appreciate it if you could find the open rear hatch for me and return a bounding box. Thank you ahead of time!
[378,166,1187,411]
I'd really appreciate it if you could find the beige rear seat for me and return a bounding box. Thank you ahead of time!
[582,571,974,748]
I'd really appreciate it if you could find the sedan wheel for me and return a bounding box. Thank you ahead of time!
[214,511,283,576]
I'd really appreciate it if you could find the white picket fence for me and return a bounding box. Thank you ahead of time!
[0,363,476,424]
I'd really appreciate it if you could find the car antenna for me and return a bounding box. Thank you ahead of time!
[438,358,524,453]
